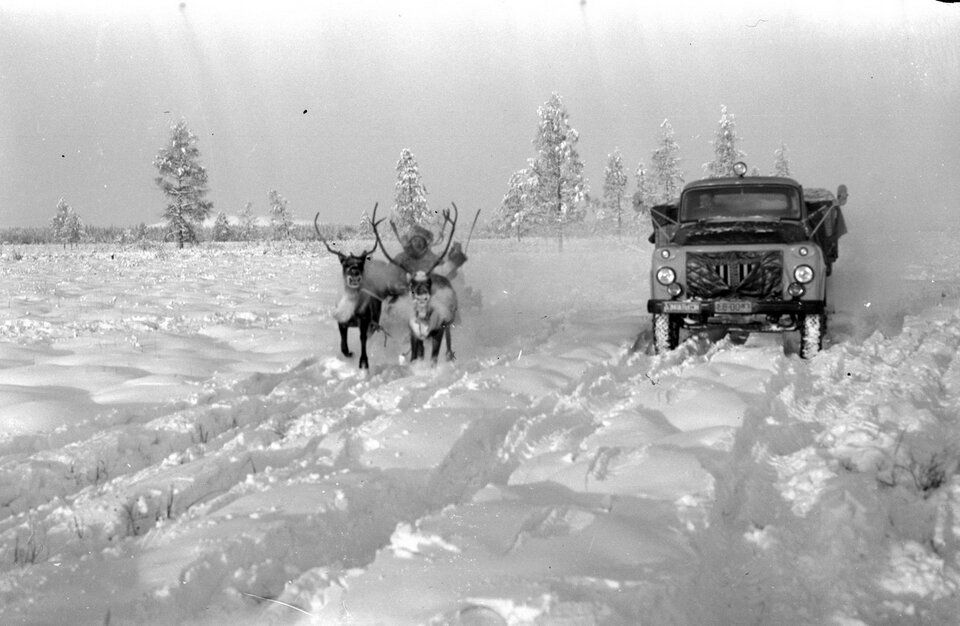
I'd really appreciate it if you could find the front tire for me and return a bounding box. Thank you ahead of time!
[798,313,826,359]
[653,313,681,354]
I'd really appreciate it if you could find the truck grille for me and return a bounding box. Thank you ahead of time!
[686,251,782,300]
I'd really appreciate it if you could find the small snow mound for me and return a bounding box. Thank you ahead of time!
[388,522,461,559]
[458,595,551,626]
[879,540,960,600]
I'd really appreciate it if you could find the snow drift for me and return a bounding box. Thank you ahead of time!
[0,222,958,624]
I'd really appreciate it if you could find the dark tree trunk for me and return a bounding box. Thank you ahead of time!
[556,181,564,253]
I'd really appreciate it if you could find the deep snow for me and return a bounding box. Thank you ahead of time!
[1,223,959,625]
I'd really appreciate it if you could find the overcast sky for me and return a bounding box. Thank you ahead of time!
[1,0,958,230]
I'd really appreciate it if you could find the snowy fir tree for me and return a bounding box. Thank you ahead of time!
[153,119,213,249]
[392,148,431,236]
[774,142,791,177]
[50,197,84,248]
[581,192,603,233]
[212,212,232,242]
[493,168,536,241]
[599,149,629,238]
[650,119,685,204]
[529,93,586,251]
[50,198,68,244]
[632,162,656,217]
[268,190,294,241]
[356,208,374,239]
[237,202,257,241]
[703,105,746,179]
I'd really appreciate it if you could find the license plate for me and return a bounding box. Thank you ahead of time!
[714,300,753,313]
[662,301,700,314]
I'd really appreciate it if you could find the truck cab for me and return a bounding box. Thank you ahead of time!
[646,162,847,359]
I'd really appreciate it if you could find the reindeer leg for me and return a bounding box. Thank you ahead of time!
[369,299,383,335]
[429,328,444,365]
[444,325,455,361]
[339,324,353,358]
[409,334,421,361]
[358,315,371,369]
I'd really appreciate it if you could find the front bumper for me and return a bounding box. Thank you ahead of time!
[647,299,825,316]
[647,298,826,333]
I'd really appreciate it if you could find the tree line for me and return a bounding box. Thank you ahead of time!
[4,101,793,249]
[488,100,793,243]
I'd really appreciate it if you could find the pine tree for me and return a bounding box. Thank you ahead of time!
[632,162,656,216]
[600,149,629,238]
[774,142,791,177]
[237,202,257,241]
[50,198,68,245]
[581,192,602,233]
[632,163,659,241]
[650,119,685,204]
[212,212,231,242]
[268,190,294,240]
[529,93,586,251]
[356,209,373,238]
[495,168,535,241]
[50,197,83,248]
[703,105,746,178]
[153,119,213,248]
[392,148,431,235]
[67,212,83,245]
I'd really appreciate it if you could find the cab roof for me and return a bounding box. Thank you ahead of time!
[682,175,802,193]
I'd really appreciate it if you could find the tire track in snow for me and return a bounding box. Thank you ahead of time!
[0,302,590,623]
[304,315,786,624]
[685,304,960,625]
[1,244,784,624]
[0,355,401,621]
[1,303,781,625]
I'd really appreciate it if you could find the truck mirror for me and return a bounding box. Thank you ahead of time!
[837,184,848,206]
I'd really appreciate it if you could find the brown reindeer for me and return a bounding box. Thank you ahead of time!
[371,204,460,364]
[315,206,405,369]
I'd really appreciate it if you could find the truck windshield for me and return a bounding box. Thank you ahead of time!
[681,186,801,222]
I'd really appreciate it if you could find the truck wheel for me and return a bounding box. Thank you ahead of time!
[653,313,680,354]
[798,313,825,359]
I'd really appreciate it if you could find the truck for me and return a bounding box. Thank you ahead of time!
[646,162,847,359]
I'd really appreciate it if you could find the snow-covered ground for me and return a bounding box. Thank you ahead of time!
[1,223,959,625]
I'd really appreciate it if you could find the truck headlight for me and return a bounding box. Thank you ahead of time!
[793,265,814,284]
[656,267,676,285]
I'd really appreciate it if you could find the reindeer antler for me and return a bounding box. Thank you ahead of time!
[371,203,412,274]
[389,219,403,243]
[426,202,458,275]
[314,212,343,258]
[357,204,379,258]
[432,213,448,248]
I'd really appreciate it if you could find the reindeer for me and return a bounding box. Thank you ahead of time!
[371,203,460,364]
[315,206,405,369]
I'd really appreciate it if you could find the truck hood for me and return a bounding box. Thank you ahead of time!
[672,221,809,246]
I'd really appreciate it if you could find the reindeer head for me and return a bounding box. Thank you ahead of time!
[408,270,433,304]
[315,211,376,291]
[339,254,371,289]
